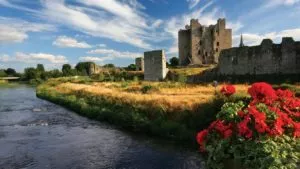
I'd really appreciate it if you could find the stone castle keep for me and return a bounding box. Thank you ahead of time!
[179,18,232,65]
[218,37,300,75]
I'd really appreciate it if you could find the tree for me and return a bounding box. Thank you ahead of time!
[103,63,115,68]
[23,67,38,80]
[62,64,72,76]
[169,57,179,67]
[36,64,45,72]
[0,70,7,77]
[5,68,16,76]
[126,64,136,71]
[75,62,96,75]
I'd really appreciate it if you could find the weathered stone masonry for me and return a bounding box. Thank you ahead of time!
[135,57,144,71]
[144,50,168,81]
[218,37,300,75]
[179,18,232,66]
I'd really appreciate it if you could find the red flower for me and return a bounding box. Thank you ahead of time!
[276,89,294,98]
[269,118,284,136]
[223,129,233,139]
[220,85,236,97]
[248,82,277,104]
[248,106,269,134]
[293,122,300,138]
[237,115,253,139]
[196,129,209,152]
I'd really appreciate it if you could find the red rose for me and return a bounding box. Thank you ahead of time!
[220,85,236,97]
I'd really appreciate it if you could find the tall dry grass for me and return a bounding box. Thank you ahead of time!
[54,81,250,112]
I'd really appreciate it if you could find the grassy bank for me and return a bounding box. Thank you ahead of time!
[36,77,252,146]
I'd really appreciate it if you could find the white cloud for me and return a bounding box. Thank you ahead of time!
[38,0,164,49]
[0,52,68,64]
[265,0,300,7]
[79,56,113,63]
[53,36,92,48]
[233,28,300,46]
[0,17,55,44]
[87,48,142,59]
[187,0,201,9]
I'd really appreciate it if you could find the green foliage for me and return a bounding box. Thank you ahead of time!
[177,74,187,83]
[0,70,7,77]
[141,85,153,94]
[103,63,115,68]
[23,67,38,80]
[75,62,95,75]
[5,68,17,76]
[126,64,136,71]
[36,64,45,72]
[169,57,179,67]
[62,64,72,76]
[217,101,245,122]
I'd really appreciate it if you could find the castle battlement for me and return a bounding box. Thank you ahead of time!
[218,37,300,75]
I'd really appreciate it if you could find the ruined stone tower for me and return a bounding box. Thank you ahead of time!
[178,18,232,66]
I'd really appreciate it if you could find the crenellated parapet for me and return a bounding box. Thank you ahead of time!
[218,37,300,75]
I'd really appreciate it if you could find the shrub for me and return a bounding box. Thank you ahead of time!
[141,85,153,94]
[197,82,300,169]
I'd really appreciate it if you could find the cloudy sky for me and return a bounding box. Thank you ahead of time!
[1,0,300,71]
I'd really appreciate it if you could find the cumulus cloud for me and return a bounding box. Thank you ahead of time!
[0,17,55,44]
[53,36,92,48]
[96,44,107,48]
[87,48,142,59]
[0,52,68,64]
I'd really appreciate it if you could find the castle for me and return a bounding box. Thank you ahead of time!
[178,18,232,65]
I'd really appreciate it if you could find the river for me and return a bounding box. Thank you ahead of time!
[0,84,205,169]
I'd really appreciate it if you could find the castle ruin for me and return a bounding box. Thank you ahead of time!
[144,50,168,81]
[135,57,144,71]
[178,18,232,66]
[218,37,300,75]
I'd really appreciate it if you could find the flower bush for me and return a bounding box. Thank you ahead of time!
[197,82,300,169]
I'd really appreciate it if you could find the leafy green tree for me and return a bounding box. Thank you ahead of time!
[23,67,38,80]
[169,57,179,67]
[103,63,115,68]
[126,64,136,71]
[5,68,16,76]
[75,62,95,75]
[62,64,72,76]
[36,64,45,72]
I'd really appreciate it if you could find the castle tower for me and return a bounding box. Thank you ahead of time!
[178,18,232,66]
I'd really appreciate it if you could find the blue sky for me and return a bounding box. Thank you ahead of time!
[1,0,300,72]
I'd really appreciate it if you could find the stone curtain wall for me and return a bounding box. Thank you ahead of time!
[144,50,168,81]
[135,57,144,71]
[218,37,300,75]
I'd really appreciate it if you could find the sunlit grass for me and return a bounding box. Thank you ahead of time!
[52,81,250,112]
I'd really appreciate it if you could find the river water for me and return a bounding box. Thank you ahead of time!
[0,84,205,169]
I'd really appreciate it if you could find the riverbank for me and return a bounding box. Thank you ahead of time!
[36,77,250,146]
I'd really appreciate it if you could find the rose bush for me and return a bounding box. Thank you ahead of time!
[197,82,300,169]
